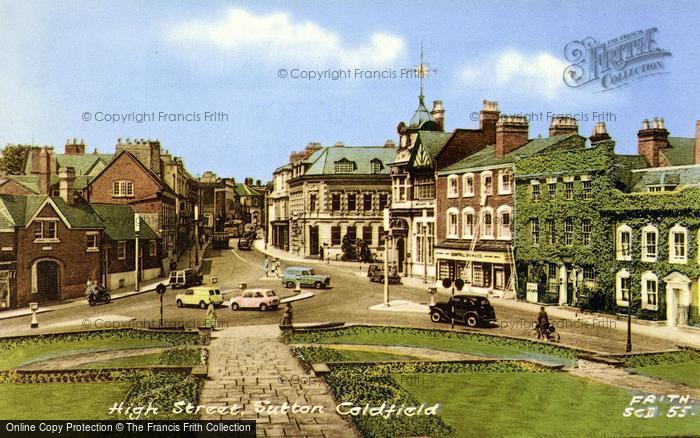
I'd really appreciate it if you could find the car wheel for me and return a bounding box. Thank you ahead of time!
[231,302,240,311]
[259,303,268,311]
[104,294,111,304]
[176,299,183,308]
[286,282,295,288]
[199,301,207,309]
[465,314,479,328]
[314,282,323,289]
[88,298,96,306]
[430,312,442,323]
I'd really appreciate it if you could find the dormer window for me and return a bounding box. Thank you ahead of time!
[334,159,355,173]
[370,159,382,174]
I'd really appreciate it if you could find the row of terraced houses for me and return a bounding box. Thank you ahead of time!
[0,138,265,309]
[268,96,700,327]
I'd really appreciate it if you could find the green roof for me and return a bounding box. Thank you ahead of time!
[91,204,159,240]
[5,175,40,193]
[661,137,695,166]
[440,134,580,173]
[416,131,452,159]
[0,195,104,229]
[304,146,395,176]
[234,183,253,196]
[22,152,113,176]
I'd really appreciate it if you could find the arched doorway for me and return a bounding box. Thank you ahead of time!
[32,259,61,301]
[396,237,405,273]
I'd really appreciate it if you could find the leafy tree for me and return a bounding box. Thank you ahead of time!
[0,144,31,175]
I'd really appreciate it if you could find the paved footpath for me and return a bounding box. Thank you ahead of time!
[199,325,358,438]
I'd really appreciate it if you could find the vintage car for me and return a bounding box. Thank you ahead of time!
[367,264,401,284]
[282,266,331,289]
[175,287,223,309]
[429,294,497,327]
[168,268,203,289]
[229,288,280,311]
[237,237,253,250]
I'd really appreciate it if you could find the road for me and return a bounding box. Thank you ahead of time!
[0,244,673,354]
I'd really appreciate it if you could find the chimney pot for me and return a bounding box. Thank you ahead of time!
[638,118,669,167]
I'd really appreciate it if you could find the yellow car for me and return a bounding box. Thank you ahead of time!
[175,287,223,309]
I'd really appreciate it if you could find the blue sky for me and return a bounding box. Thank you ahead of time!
[1,0,698,180]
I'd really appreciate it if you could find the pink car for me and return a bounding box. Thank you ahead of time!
[230,289,280,311]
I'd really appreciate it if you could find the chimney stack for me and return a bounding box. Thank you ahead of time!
[590,122,611,144]
[64,138,85,155]
[637,117,669,167]
[495,115,529,157]
[58,167,76,205]
[37,147,52,195]
[695,120,700,165]
[384,139,396,148]
[480,100,500,143]
[549,116,579,137]
[430,100,445,131]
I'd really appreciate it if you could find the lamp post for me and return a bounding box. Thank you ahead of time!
[422,223,427,284]
[134,212,140,291]
[626,292,632,352]
[383,209,390,306]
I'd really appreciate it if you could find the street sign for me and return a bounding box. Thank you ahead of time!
[155,283,167,295]
[441,278,452,288]
[455,279,464,291]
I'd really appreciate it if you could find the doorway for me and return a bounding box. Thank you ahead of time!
[309,226,319,256]
[33,259,61,301]
[396,237,405,273]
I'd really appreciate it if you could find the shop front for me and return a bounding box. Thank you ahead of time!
[435,247,511,293]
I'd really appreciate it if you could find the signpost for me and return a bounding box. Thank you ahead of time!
[155,283,167,327]
[134,212,140,292]
[441,278,464,329]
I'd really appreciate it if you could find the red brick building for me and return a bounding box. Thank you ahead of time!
[435,109,585,296]
[84,149,177,271]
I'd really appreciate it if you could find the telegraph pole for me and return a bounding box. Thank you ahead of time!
[134,212,140,291]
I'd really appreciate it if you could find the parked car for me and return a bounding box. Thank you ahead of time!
[175,287,223,309]
[237,237,253,250]
[367,264,401,284]
[169,268,203,289]
[230,288,280,311]
[282,266,331,289]
[212,232,230,249]
[429,294,497,327]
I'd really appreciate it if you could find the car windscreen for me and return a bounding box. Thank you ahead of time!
[266,291,276,296]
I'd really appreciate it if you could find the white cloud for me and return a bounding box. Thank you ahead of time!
[167,8,405,67]
[457,49,568,100]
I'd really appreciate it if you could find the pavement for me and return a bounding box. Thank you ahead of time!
[256,240,700,349]
[199,324,357,437]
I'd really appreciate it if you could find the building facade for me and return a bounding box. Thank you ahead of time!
[287,143,394,260]
[268,163,292,251]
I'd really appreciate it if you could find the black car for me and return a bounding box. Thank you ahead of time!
[367,264,401,284]
[237,238,253,250]
[429,294,497,327]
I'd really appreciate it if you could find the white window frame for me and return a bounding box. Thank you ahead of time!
[462,173,475,197]
[498,170,512,195]
[616,224,632,261]
[496,205,512,240]
[149,240,158,257]
[481,171,493,197]
[117,240,127,260]
[530,218,540,246]
[669,224,688,264]
[446,207,459,238]
[447,175,459,198]
[462,207,475,239]
[530,180,540,201]
[615,269,631,306]
[33,219,59,242]
[641,225,658,262]
[86,232,99,252]
[481,207,494,239]
[641,271,659,311]
[112,180,134,197]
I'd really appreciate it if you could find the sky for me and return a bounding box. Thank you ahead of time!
[1,0,698,181]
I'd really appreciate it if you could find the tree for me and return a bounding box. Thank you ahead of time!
[0,144,31,175]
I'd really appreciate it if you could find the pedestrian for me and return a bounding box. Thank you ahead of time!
[319,245,324,262]
[275,259,281,278]
[263,256,269,277]
[205,300,217,329]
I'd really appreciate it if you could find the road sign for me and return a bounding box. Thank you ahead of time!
[455,279,464,291]
[441,278,452,288]
[155,283,167,295]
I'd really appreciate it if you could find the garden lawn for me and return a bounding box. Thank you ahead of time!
[634,361,700,388]
[399,372,699,437]
[76,353,163,369]
[0,383,129,420]
[287,327,576,365]
[0,337,173,369]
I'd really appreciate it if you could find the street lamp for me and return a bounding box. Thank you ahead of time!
[134,212,140,291]
[383,209,391,306]
[422,223,428,284]
[626,291,632,352]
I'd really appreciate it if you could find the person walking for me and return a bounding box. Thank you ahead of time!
[274,259,281,278]
[263,256,269,277]
[319,245,325,262]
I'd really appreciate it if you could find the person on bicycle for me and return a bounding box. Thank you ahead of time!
[537,306,551,335]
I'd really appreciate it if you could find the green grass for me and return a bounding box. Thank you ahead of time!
[340,350,420,361]
[0,383,130,419]
[0,338,172,369]
[623,350,700,388]
[635,362,700,388]
[286,326,576,365]
[76,353,163,369]
[399,372,700,437]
